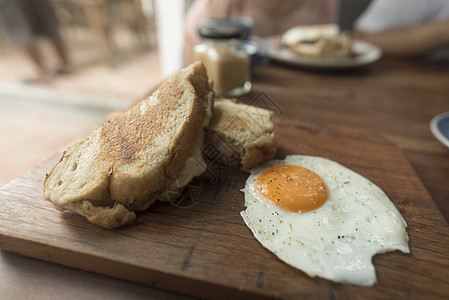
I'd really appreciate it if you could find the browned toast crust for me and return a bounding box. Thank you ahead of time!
[43,62,211,228]
[206,98,277,170]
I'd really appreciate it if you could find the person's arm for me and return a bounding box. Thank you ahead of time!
[354,18,449,57]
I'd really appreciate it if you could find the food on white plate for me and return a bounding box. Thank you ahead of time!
[43,62,213,229]
[281,24,353,58]
[206,98,277,170]
[240,154,409,286]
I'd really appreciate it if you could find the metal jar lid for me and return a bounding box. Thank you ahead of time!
[198,24,244,40]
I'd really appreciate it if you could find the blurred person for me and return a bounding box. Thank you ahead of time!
[354,0,449,61]
[0,0,72,83]
[184,0,339,61]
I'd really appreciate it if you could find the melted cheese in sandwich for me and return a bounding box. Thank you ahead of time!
[134,95,213,210]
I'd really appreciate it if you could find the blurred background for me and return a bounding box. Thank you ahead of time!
[0,0,370,186]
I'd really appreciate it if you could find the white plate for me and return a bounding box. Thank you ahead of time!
[430,112,449,150]
[256,36,382,70]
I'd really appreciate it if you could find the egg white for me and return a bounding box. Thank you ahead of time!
[240,155,409,286]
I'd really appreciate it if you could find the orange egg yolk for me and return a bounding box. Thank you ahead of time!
[255,164,328,213]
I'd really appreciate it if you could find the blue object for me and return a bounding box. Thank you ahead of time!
[430,112,449,150]
[244,42,270,68]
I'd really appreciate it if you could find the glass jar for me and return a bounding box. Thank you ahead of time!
[194,26,251,97]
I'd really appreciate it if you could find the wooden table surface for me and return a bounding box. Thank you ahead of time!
[1,58,449,299]
[245,59,449,223]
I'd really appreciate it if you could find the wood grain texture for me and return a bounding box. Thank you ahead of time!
[243,59,449,223]
[0,121,448,299]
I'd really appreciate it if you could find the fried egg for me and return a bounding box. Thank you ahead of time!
[240,155,409,286]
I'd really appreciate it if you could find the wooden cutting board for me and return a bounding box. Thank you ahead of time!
[1,121,448,299]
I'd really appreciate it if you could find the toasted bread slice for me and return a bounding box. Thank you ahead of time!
[44,62,213,228]
[281,24,353,58]
[206,98,276,170]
